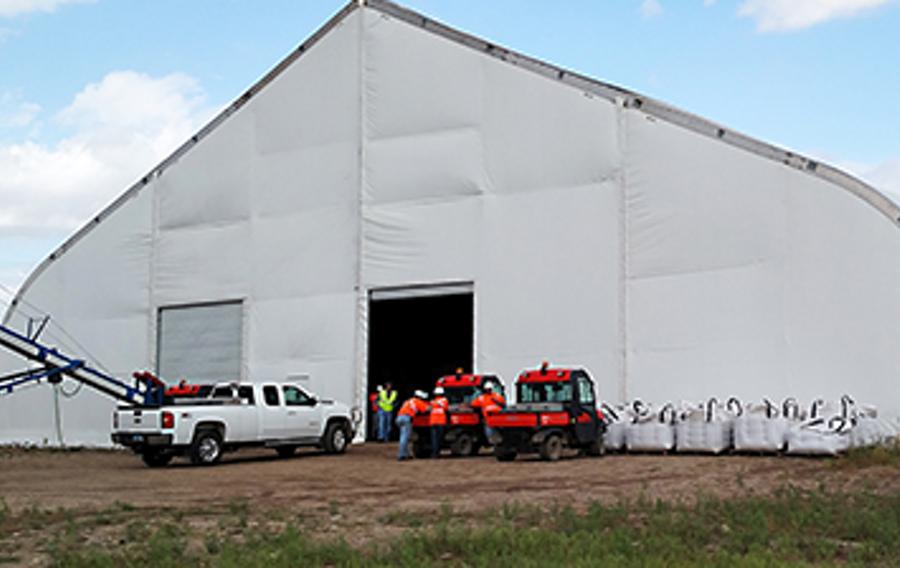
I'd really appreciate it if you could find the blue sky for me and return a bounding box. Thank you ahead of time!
[1,0,899,296]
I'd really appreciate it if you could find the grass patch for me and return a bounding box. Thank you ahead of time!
[835,440,900,470]
[43,485,900,567]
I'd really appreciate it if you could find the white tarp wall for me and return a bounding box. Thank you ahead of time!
[2,2,898,446]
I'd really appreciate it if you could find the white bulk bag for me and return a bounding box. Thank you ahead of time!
[849,416,882,448]
[601,403,627,451]
[626,403,676,452]
[733,399,788,453]
[675,397,733,454]
[786,416,851,456]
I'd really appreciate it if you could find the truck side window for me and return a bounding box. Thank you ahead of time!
[237,385,255,405]
[263,386,280,406]
[283,386,311,406]
[212,386,233,399]
[576,374,595,405]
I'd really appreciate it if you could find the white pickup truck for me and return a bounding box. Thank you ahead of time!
[111,382,359,467]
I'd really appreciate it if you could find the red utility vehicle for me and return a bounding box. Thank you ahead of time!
[412,373,505,457]
[486,364,605,461]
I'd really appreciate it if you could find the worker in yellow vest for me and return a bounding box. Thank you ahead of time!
[376,381,398,442]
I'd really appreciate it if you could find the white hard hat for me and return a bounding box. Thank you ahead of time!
[483,382,494,391]
[415,390,428,399]
[434,387,445,395]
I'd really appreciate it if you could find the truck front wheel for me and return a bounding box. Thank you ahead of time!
[450,432,474,457]
[141,450,173,468]
[539,434,563,462]
[323,422,348,454]
[190,429,223,466]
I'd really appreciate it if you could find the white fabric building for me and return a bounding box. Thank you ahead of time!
[2,0,899,446]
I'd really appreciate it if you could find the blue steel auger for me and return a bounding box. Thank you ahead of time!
[0,322,164,407]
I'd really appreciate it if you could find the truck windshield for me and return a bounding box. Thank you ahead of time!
[517,381,573,404]
[444,386,477,405]
[444,381,506,405]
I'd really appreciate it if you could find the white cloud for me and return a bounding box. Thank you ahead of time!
[0,0,94,18]
[0,71,215,235]
[640,0,663,18]
[704,0,717,6]
[0,91,40,129]
[738,0,891,32]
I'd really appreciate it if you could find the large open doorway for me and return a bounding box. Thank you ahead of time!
[366,284,474,440]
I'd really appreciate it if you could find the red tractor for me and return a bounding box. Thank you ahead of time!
[412,373,506,457]
[486,364,605,461]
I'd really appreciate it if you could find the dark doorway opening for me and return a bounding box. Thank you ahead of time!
[367,291,473,440]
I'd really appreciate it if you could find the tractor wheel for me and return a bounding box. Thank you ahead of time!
[190,429,223,466]
[450,432,474,457]
[323,422,349,454]
[539,434,563,462]
[494,446,517,462]
[276,446,296,458]
[141,450,173,468]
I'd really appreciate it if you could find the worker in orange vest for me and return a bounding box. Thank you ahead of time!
[396,390,429,461]
[429,387,449,458]
[470,382,505,442]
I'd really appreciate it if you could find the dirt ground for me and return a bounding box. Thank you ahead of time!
[3,443,898,514]
[1,443,899,562]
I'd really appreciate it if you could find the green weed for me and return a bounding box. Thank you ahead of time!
[836,439,900,469]
[44,486,900,567]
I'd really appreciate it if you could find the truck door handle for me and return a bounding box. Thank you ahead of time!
[287,411,297,416]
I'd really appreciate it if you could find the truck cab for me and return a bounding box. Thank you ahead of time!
[487,364,605,461]
[411,373,506,457]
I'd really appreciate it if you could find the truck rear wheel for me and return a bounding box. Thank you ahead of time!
[190,429,223,466]
[539,434,563,462]
[450,432,474,457]
[323,422,348,454]
[141,450,173,468]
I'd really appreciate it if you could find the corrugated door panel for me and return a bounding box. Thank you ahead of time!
[158,301,242,384]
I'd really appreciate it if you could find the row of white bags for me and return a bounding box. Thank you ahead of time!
[601,397,899,456]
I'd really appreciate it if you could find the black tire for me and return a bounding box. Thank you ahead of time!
[470,441,483,456]
[141,450,173,468]
[323,422,349,454]
[450,432,474,457]
[190,429,223,466]
[539,434,563,462]
[276,446,296,458]
[494,446,517,462]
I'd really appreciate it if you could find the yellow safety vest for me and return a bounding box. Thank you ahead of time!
[378,389,397,412]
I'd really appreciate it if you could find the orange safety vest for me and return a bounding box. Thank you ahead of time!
[398,397,429,417]
[472,392,505,417]
[369,393,379,412]
[429,396,449,426]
